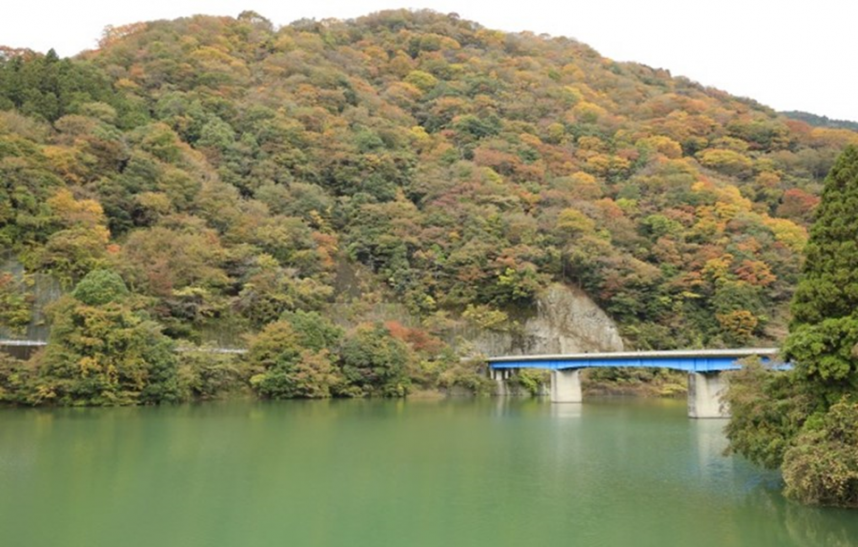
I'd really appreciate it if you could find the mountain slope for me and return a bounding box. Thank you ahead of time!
[2,9,857,353]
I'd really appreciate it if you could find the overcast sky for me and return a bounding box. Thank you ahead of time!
[3,1,856,121]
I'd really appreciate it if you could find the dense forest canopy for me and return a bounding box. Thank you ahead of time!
[1,9,857,404]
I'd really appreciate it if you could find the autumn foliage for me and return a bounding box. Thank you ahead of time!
[0,10,855,403]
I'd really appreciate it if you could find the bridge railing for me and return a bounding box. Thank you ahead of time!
[0,339,47,347]
[1,339,247,354]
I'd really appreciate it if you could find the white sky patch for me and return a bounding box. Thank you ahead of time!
[3,0,857,121]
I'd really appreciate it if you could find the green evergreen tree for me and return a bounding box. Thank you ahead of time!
[784,144,858,406]
[726,145,858,507]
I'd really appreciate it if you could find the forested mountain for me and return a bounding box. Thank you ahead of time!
[1,10,857,404]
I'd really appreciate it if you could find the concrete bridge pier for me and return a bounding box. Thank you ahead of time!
[687,372,729,419]
[490,368,510,396]
[550,369,582,403]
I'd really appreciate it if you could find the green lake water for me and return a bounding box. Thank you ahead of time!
[1,397,856,547]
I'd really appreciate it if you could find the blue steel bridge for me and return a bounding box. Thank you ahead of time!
[488,348,779,373]
[486,348,781,418]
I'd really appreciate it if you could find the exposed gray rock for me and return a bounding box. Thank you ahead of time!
[470,283,624,356]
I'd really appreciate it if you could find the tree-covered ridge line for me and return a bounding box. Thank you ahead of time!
[781,111,858,132]
[0,9,856,405]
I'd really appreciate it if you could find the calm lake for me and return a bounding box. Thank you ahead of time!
[1,397,856,547]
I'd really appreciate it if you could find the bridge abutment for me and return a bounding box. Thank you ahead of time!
[687,372,729,419]
[550,369,582,403]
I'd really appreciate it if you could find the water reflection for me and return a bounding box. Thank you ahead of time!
[550,402,582,419]
[692,418,735,488]
[741,482,858,547]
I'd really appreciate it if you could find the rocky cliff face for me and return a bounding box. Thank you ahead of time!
[470,283,624,356]
[0,258,60,341]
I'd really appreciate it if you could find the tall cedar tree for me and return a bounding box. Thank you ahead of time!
[726,146,858,507]
[773,145,858,508]
[784,144,858,406]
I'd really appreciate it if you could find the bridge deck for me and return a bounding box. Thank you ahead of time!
[488,348,779,373]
